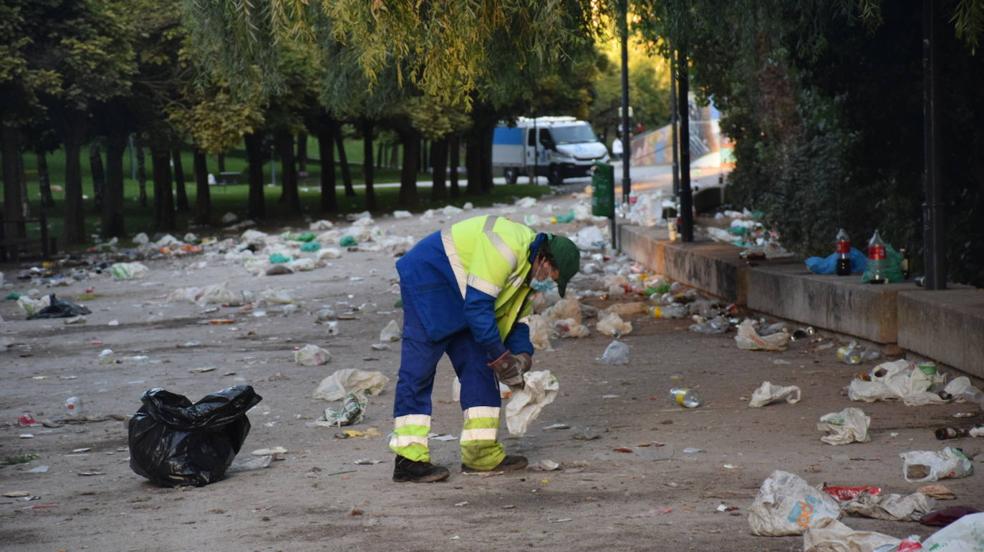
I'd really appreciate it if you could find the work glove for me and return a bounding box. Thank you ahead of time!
[515,353,532,376]
[489,352,525,389]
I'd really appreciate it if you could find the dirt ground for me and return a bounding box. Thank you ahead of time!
[1,192,982,551]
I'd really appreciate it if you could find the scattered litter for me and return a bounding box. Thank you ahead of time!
[294,344,331,366]
[378,320,401,343]
[935,425,984,440]
[917,484,955,500]
[735,319,789,351]
[596,312,632,337]
[527,315,553,351]
[3,491,31,498]
[689,316,730,334]
[682,447,703,455]
[515,197,537,208]
[228,454,273,473]
[110,262,149,281]
[847,360,972,406]
[190,367,216,374]
[836,341,881,365]
[802,518,900,552]
[251,447,287,460]
[901,447,974,482]
[748,470,842,536]
[314,393,367,427]
[17,294,50,317]
[128,385,262,487]
[920,505,980,527]
[505,371,559,436]
[823,485,882,502]
[454,501,469,507]
[27,295,91,320]
[354,458,383,465]
[543,423,570,430]
[716,504,739,513]
[842,492,935,522]
[748,382,802,408]
[670,388,703,408]
[598,340,630,365]
[77,470,105,476]
[312,369,389,401]
[430,433,457,442]
[817,407,870,445]
[536,459,561,471]
[922,512,984,548]
[553,318,590,338]
[28,465,49,474]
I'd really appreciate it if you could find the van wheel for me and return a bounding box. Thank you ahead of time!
[548,165,563,186]
[504,168,518,186]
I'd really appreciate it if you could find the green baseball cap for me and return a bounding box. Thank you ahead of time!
[546,234,580,297]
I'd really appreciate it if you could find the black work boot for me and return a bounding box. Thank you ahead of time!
[393,455,450,483]
[462,455,528,473]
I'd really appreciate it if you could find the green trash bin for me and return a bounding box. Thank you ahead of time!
[592,162,615,218]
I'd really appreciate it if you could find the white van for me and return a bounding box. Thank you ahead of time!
[492,116,609,185]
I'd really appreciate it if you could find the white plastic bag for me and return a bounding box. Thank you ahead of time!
[527,315,553,351]
[17,295,50,317]
[803,518,900,552]
[196,282,244,306]
[572,225,605,250]
[309,220,334,230]
[505,370,559,436]
[817,407,871,445]
[748,382,802,408]
[596,312,633,337]
[922,512,984,550]
[318,247,342,260]
[258,288,295,305]
[847,359,946,406]
[312,369,389,401]
[602,302,649,318]
[735,319,789,351]
[288,258,317,272]
[900,447,974,482]
[514,197,537,208]
[393,210,412,219]
[294,344,331,366]
[748,470,842,536]
[553,318,589,338]
[841,492,934,521]
[599,340,630,365]
[110,262,149,281]
[543,298,582,324]
[379,320,402,343]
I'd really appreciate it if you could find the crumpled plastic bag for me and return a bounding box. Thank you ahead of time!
[599,340,630,365]
[748,381,802,408]
[312,369,389,401]
[318,247,342,260]
[379,320,402,343]
[748,470,842,536]
[257,288,295,305]
[17,294,51,317]
[735,319,789,351]
[309,220,334,231]
[294,344,331,366]
[922,512,984,549]
[847,359,951,406]
[817,407,870,445]
[572,225,606,250]
[803,518,900,552]
[553,318,590,338]
[110,262,149,281]
[690,315,730,334]
[543,298,582,324]
[26,294,90,319]
[602,302,649,318]
[900,447,974,483]
[287,258,317,272]
[596,312,633,337]
[505,370,559,436]
[804,248,868,275]
[314,393,367,427]
[127,385,262,487]
[198,282,245,306]
[842,492,935,521]
[527,315,553,351]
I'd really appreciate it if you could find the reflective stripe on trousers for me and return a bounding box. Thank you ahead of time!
[459,406,505,470]
[390,414,431,463]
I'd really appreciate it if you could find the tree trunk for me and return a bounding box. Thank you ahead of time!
[2,125,27,242]
[449,134,460,198]
[296,132,307,174]
[430,137,448,201]
[376,140,385,169]
[465,132,482,195]
[89,142,105,212]
[36,149,54,208]
[317,116,337,213]
[362,119,376,211]
[62,112,87,246]
[420,139,429,174]
[150,143,175,231]
[172,147,189,211]
[217,153,225,172]
[398,127,420,208]
[244,132,265,220]
[275,130,301,216]
[193,149,210,225]
[135,138,148,207]
[335,124,354,197]
[102,125,127,238]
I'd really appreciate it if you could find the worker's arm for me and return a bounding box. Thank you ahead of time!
[504,322,533,356]
[463,287,507,361]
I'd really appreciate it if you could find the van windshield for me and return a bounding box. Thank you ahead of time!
[548,124,597,145]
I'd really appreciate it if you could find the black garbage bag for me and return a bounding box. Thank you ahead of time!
[128,385,262,487]
[28,294,91,319]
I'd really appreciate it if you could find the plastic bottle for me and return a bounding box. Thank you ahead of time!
[835,228,851,276]
[866,230,887,284]
[64,396,82,417]
[900,247,911,279]
[670,387,702,408]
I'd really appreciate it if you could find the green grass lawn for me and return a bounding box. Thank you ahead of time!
[19,138,548,246]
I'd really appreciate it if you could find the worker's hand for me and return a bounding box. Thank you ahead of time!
[515,353,532,375]
[489,352,525,389]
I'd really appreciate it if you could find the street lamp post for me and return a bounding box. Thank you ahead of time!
[619,0,631,208]
[922,0,946,289]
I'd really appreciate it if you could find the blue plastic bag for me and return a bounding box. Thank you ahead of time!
[805,248,867,275]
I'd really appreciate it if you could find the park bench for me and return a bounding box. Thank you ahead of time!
[216,171,242,186]
[0,212,57,262]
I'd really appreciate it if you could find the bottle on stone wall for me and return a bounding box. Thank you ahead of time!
[835,228,851,276]
[866,230,887,284]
